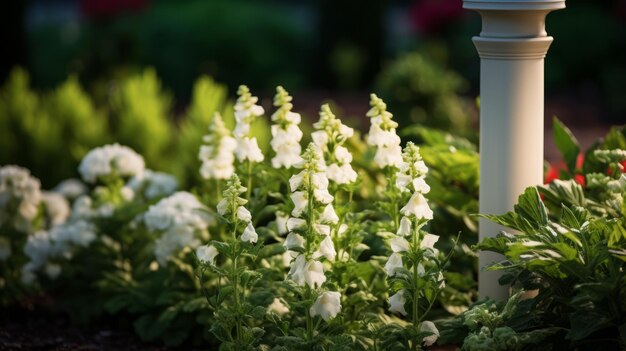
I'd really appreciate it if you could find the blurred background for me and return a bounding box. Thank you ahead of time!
[1,0,625,187]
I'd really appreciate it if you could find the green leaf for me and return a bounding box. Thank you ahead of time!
[567,310,612,340]
[553,117,580,173]
[514,187,549,229]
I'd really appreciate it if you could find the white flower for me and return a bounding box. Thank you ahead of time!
[310,291,341,321]
[241,222,258,243]
[196,245,218,264]
[236,206,252,222]
[128,170,178,199]
[0,237,11,261]
[41,192,70,226]
[78,144,145,183]
[288,255,326,288]
[290,191,308,217]
[267,298,290,315]
[389,289,407,315]
[314,236,336,261]
[144,192,212,264]
[395,174,412,192]
[390,237,410,253]
[320,204,339,224]
[384,253,403,276]
[374,144,403,168]
[53,179,87,199]
[397,216,412,236]
[421,234,440,250]
[311,131,328,147]
[366,124,401,147]
[326,163,358,185]
[314,224,331,236]
[276,212,289,235]
[284,233,305,250]
[334,146,353,164]
[313,189,334,204]
[0,165,42,231]
[217,198,228,216]
[270,88,304,170]
[420,321,440,347]
[412,177,431,194]
[236,137,264,162]
[287,217,307,232]
[289,172,305,192]
[400,192,433,220]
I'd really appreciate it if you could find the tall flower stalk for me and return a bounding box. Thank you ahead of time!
[384,142,444,350]
[366,94,403,231]
[270,86,303,169]
[233,85,265,200]
[198,112,237,196]
[284,144,341,343]
[196,174,261,349]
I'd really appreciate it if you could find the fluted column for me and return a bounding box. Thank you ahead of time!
[463,0,565,300]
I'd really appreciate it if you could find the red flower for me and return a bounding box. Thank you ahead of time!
[574,174,586,187]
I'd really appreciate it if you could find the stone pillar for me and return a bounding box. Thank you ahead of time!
[463,0,565,300]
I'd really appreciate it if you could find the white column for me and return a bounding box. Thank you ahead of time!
[463,0,565,300]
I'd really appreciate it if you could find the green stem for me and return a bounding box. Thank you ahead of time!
[246,160,253,201]
[412,223,420,351]
[305,287,314,342]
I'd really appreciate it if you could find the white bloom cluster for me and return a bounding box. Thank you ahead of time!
[311,104,357,185]
[41,192,70,227]
[78,143,145,184]
[216,175,258,244]
[233,85,265,163]
[366,94,403,169]
[144,192,213,265]
[21,219,97,284]
[199,112,237,180]
[385,142,444,315]
[53,179,88,200]
[285,144,342,321]
[270,86,303,169]
[128,169,178,199]
[0,165,42,232]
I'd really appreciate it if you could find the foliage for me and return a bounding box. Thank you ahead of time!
[375,52,472,134]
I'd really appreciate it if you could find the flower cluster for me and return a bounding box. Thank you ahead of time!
[233,85,264,163]
[22,219,97,284]
[144,191,213,265]
[199,112,237,180]
[215,174,258,243]
[285,144,342,321]
[312,104,357,185]
[128,169,178,200]
[78,143,145,183]
[0,165,42,233]
[383,142,442,348]
[270,86,303,169]
[366,94,403,169]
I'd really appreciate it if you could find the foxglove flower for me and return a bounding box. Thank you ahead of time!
[312,104,358,184]
[389,289,407,316]
[366,94,403,168]
[233,85,265,162]
[196,245,218,265]
[270,86,303,168]
[288,254,326,288]
[199,112,237,180]
[310,291,342,321]
[420,321,440,346]
[240,222,258,243]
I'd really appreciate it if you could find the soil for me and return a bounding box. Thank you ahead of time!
[0,308,175,351]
